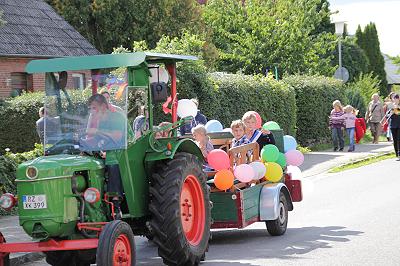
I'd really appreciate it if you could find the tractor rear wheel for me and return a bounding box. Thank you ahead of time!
[0,232,10,266]
[150,152,211,266]
[265,192,288,236]
[96,220,135,266]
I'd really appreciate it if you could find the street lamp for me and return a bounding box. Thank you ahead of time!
[333,21,349,82]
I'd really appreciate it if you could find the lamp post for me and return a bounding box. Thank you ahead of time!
[334,21,345,79]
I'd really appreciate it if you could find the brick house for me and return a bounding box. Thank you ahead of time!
[0,0,100,98]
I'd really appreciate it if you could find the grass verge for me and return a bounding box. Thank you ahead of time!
[329,152,396,173]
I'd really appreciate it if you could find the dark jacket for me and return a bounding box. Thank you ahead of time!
[179,111,207,135]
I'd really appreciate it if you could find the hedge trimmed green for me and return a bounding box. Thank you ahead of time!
[284,75,346,146]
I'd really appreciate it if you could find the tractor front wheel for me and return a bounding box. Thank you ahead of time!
[150,152,211,265]
[96,220,135,266]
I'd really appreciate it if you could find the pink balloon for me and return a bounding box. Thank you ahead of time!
[244,111,262,129]
[234,164,254,182]
[285,150,304,167]
[207,149,230,170]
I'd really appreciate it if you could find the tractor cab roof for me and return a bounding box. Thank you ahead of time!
[25,52,197,73]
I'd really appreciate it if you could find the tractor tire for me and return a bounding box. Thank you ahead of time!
[265,192,288,236]
[96,220,135,266]
[150,152,211,266]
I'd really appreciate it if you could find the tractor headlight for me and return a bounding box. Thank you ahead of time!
[0,193,16,210]
[83,188,100,204]
[26,166,38,180]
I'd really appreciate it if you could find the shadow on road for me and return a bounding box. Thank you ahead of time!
[209,225,363,261]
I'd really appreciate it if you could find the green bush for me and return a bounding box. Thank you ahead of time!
[284,75,346,146]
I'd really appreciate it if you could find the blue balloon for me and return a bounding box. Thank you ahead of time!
[205,120,223,133]
[283,135,297,153]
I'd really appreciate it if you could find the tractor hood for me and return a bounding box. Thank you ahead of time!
[16,155,104,181]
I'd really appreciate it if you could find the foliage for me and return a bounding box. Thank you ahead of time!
[355,23,388,95]
[332,37,370,83]
[46,0,204,53]
[345,87,366,119]
[283,75,346,146]
[348,73,380,112]
[202,0,336,76]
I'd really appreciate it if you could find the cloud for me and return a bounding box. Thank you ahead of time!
[330,1,400,56]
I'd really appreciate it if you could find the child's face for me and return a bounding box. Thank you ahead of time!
[334,105,340,111]
[232,126,245,140]
[193,131,206,142]
[243,118,257,132]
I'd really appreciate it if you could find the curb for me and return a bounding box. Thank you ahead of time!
[328,151,395,173]
[10,252,45,266]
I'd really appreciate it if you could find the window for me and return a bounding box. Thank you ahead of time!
[11,72,32,95]
[72,73,84,90]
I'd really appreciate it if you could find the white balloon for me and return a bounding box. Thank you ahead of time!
[249,161,266,180]
[149,65,169,83]
[222,128,233,133]
[177,99,198,118]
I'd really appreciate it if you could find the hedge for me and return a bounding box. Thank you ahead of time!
[284,75,346,146]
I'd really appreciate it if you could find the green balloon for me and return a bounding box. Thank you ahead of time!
[262,121,281,131]
[276,152,287,168]
[261,144,279,162]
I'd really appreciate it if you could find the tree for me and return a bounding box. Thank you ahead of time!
[355,23,388,95]
[45,0,204,53]
[202,0,336,76]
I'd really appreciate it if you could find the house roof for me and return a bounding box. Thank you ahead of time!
[384,54,400,85]
[0,0,100,58]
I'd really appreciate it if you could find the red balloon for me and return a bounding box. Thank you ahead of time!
[244,111,262,129]
[207,149,230,170]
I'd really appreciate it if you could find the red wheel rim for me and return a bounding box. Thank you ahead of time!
[180,174,205,246]
[113,234,131,266]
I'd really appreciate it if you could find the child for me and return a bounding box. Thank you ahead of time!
[342,105,357,152]
[231,120,250,147]
[242,112,275,150]
[192,124,214,159]
[329,100,345,151]
[354,109,366,144]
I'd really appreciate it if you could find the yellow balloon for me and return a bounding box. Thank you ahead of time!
[265,162,283,182]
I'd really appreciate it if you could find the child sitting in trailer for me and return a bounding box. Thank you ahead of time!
[231,120,250,147]
[192,124,214,159]
[242,112,275,151]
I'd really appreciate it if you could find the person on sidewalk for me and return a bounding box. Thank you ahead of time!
[365,93,384,144]
[381,94,400,159]
[355,109,367,144]
[342,105,357,152]
[329,100,345,151]
[382,92,395,142]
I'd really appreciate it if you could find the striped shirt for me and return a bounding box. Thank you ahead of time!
[329,109,345,128]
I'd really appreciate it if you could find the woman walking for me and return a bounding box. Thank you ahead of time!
[365,93,384,144]
[382,94,400,160]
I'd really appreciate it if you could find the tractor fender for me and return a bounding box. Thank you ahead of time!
[259,183,294,221]
[145,138,204,163]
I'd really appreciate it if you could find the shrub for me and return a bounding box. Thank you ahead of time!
[284,75,346,146]
[348,73,380,113]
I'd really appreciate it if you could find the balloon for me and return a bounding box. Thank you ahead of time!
[244,111,262,129]
[249,161,267,180]
[286,165,302,180]
[234,164,254,182]
[283,135,297,153]
[262,121,280,131]
[207,149,230,170]
[214,169,234,190]
[222,128,233,133]
[205,120,223,133]
[285,150,304,167]
[276,152,287,168]
[177,99,197,118]
[265,162,283,182]
[261,145,279,162]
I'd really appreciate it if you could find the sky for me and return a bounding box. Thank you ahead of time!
[329,0,400,56]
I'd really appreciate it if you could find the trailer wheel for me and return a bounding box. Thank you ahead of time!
[0,232,10,266]
[265,192,288,236]
[44,251,76,266]
[96,220,135,266]
[150,152,211,266]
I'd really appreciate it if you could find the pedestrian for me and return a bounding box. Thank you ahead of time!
[365,93,384,144]
[329,100,345,151]
[179,98,207,136]
[381,94,400,159]
[382,92,395,142]
[36,107,60,144]
[342,105,357,152]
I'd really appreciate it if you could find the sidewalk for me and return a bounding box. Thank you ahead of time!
[0,142,394,265]
[300,142,394,177]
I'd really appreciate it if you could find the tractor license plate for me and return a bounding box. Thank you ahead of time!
[22,195,47,209]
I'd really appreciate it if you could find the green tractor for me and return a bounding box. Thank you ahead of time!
[0,52,211,266]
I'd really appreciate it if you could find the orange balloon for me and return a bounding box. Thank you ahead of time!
[214,169,234,191]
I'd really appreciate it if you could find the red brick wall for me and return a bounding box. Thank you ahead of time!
[0,57,91,98]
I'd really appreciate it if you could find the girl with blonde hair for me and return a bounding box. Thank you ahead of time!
[329,100,345,151]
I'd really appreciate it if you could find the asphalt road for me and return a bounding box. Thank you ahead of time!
[27,158,400,266]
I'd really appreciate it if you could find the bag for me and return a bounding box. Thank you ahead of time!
[366,104,378,123]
